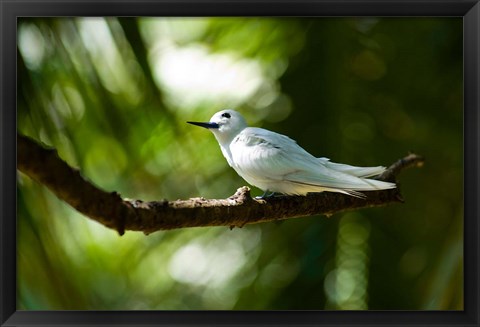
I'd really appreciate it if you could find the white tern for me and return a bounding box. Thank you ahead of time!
[188,109,396,198]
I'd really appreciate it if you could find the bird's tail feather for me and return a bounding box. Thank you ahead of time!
[335,189,367,199]
[286,177,395,196]
[357,178,396,190]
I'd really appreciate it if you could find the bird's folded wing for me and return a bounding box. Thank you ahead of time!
[317,157,386,178]
[283,169,394,191]
[322,162,386,178]
[232,129,394,191]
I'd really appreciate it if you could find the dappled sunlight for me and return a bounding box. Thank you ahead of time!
[168,228,261,291]
[255,253,300,291]
[168,240,245,288]
[51,84,86,123]
[325,213,370,309]
[77,18,143,105]
[17,17,463,311]
[151,43,266,109]
[141,17,209,45]
[18,23,47,70]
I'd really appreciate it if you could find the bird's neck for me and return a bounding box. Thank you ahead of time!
[212,128,243,147]
[219,143,234,167]
[212,129,244,167]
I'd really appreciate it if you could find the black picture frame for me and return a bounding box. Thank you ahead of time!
[1,1,479,326]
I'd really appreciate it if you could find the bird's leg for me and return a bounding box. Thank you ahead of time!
[255,190,269,200]
[255,190,276,200]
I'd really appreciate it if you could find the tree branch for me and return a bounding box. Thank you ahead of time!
[17,134,424,235]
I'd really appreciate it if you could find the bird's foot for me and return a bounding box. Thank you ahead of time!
[255,190,277,200]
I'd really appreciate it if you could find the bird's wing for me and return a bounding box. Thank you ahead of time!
[230,127,314,178]
[231,128,393,191]
[317,157,386,178]
[284,169,394,191]
[321,161,386,178]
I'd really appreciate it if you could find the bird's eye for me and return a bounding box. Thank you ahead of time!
[221,112,231,119]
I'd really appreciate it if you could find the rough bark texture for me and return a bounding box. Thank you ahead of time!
[17,134,424,235]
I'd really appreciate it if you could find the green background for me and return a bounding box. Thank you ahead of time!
[17,17,463,310]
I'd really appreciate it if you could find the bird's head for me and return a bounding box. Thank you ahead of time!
[187,109,247,145]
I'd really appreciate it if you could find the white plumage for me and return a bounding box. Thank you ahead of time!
[188,109,395,198]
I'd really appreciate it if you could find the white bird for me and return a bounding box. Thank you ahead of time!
[187,109,395,198]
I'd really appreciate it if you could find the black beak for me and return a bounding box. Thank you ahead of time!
[187,121,220,129]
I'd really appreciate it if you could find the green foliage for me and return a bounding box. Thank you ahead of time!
[17,17,463,310]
